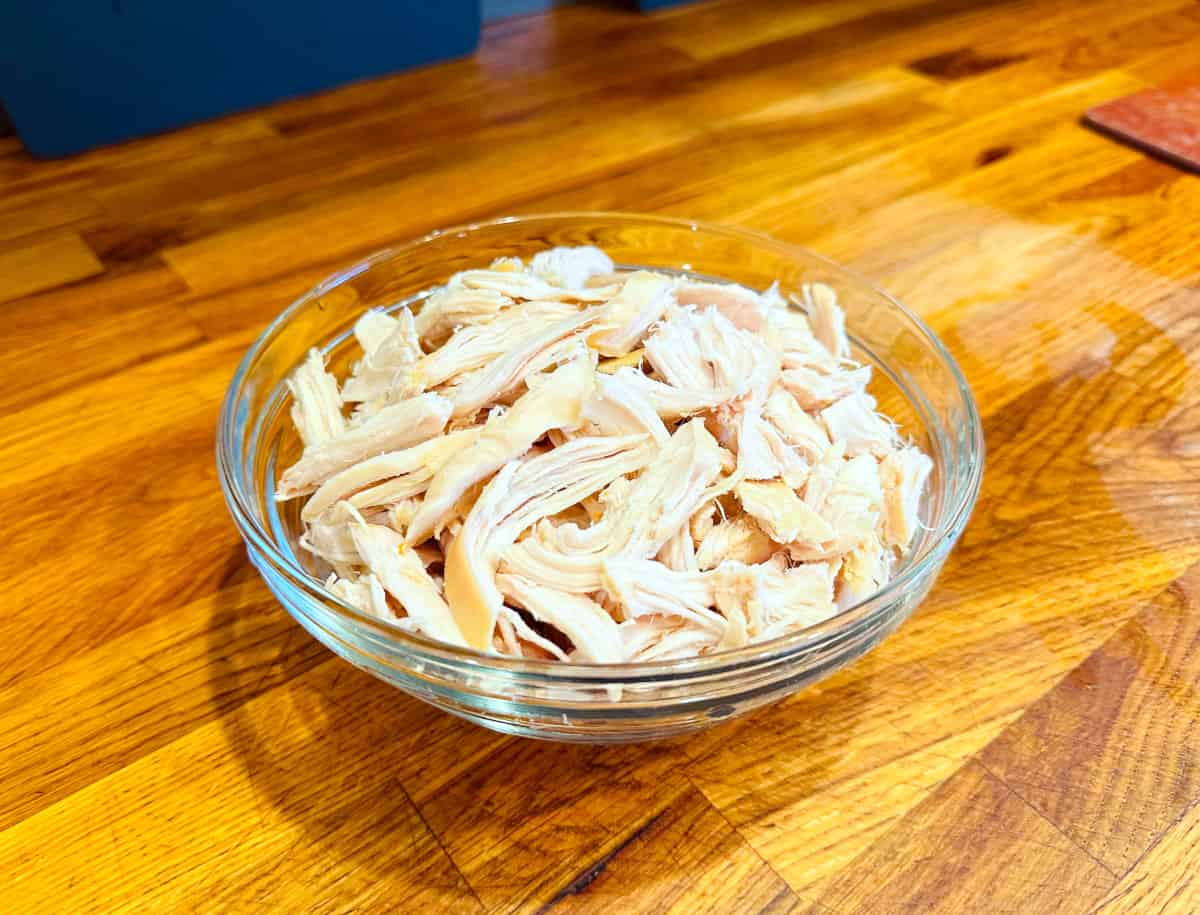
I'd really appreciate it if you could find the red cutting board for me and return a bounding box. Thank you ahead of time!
[1084,74,1200,173]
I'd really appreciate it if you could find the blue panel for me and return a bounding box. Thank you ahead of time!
[0,0,480,157]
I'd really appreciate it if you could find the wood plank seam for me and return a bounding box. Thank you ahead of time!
[535,809,668,912]
[813,560,1200,908]
[681,775,802,906]
[1085,795,1200,915]
[159,62,1100,308]
[400,776,487,912]
[975,756,1122,878]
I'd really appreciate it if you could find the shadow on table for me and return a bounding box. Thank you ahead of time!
[205,555,869,902]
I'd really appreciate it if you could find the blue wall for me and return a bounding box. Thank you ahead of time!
[0,0,480,157]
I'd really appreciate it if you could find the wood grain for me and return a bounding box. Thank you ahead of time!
[976,565,1200,875]
[0,231,102,302]
[2,0,1200,911]
[1090,800,1200,914]
[804,760,1116,914]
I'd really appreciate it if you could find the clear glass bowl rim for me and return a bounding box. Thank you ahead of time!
[217,211,984,682]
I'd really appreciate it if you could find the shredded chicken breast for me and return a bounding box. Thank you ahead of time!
[276,247,932,661]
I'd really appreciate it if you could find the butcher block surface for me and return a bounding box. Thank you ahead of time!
[2,0,1200,911]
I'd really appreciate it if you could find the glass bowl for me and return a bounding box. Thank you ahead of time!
[216,213,983,743]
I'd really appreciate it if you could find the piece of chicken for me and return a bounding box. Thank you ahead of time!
[644,305,779,409]
[343,471,450,517]
[807,452,884,555]
[286,349,346,449]
[734,409,810,489]
[448,309,601,418]
[502,536,598,593]
[443,434,656,651]
[657,525,700,573]
[406,357,596,544]
[675,279,769,332]
[302,500,365,567]
[299,426,477,520]
[416,299,580,389]
[735,479,836,547]
[762,388,831,463]
[836,534,892,611]
[590,271,675,356]
[457,266,617,303]
[495,605,570,661]
[341,307,423,414]
[351,309,401,355]
[277,392,453,500]
[766,305,840,372]
[605,367,731,421]
[801,441,845,514]
[782,364,872,412]
[496,574,624,663]
[709,558,838,643]
[880,445,933,549]
[346,510,468,647]
[415,285,514,345]
[804,282,850,360]
[496,419,725,593]
[325,572,393,622]
[618,615,722,662]
[819,390,897,458]
[602,557,728,635]
[695,515,775,570]
[530,245,615,291]
[508,336,595,393]
[579,369,672,445]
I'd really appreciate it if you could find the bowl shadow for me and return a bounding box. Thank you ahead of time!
[204,554,869,905]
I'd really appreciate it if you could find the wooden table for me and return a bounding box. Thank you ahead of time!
[4,0,1200,911]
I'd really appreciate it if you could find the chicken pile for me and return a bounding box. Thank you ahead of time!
[276,246,932,663]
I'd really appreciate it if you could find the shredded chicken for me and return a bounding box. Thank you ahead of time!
[277,392,453,500]
[496,419,724,595]
[326,571,392,622]
[276,246,932,660]
[287,349,346,449]
[820,390,898,457]
[448,310,600,418]
[530,245,615,291]
[300,428,478,521]
[406,356,595,544]
[444,434,656,649]
[416,299,580,390]
[805,282,850,360]
[580,370,671,444]
[782,364,872,411]
[602,558,727,635]
[657,525,700,573]
[880,445,933,549]
[734,409,810,488]
[341,308,423,414]
[644,304,779,410]
[695,515,775,570]
[415,285,513,345]
[590,271,675,356]
[343,506,467,647]
[675,279,769,332]
[736,479,835,546]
